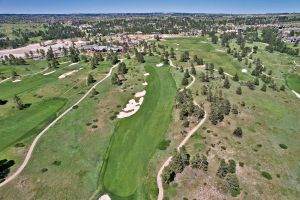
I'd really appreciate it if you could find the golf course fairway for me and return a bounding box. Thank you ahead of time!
[101,64,176,199]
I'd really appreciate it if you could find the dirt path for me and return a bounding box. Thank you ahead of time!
[0,60,122,188]
[157,60,207,200]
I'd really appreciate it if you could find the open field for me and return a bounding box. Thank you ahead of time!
[101,58,176,199]
[158,37,300,200]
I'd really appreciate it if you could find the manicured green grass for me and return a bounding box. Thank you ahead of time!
[101,64,176,199]
[286,73,300,93]
[0,74,57,99]
[0,98,67,151]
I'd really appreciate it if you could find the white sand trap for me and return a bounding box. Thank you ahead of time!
[144,73,150,76]
[176,43,180,46]
[135,90,146,98]
[12,79,21,83]
[117,90,146,119]
[69,62,78,66]
[98,194,111,200]
[59,69,81,79]
[0,77,11,84]
[292,90,300,100]
[216,49,225,52]
[242,69,248,73]
[156,63,164,67]
[43,70,56,76]
[201,41,208,43]
[142,82,148,86]
[175,48,179,51]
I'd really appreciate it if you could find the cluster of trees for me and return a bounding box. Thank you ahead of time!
[191,153,208,171]
[262,28,299,55]
[180,51,190,62]
[162,147,190,184]
[0,159,15,182]
[205,89,232,125]
[1,54,26,65]
[217,159,241,197]
[13,95,26,110]
[42,23,84,40]
[176,89,205,127]
[111,62,128,85]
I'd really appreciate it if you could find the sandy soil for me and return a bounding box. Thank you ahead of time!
[0,77,11,84]
[12,79,21,83]
[58,68,82,79]
[117,90,146,119]
[69,62,79,66]
[43,70,56,76]
[156,63,164,67]
[144,73,150,76]
[98,194,111,200]
[0,39,86,58]
[142,82,148,86]
[242,69,248,73]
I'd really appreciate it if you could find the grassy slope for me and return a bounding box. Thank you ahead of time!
[101,64,176,199]
[161,37,249,80]
[0,98,67,151]
[161,37,300,200]
[286,73,300,93]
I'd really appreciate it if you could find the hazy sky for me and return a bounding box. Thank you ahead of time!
[0,0,299,14]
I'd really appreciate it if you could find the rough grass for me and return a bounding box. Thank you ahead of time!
[101,63,176,199]
[286,73,300,93]
[0,97,67,151]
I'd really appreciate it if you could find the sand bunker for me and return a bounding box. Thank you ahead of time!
[69,62,78,66]
[216,49,225,52]
[117,90,146,119]
[242,69,248,73]
[12,79,21,83]
[135,90,146,98]
[142,82,148,86]
[0,77,11,84]
[176,43,180,46]
[156,63,164,67]
[175,48,179,51]
[43,70,56,76]
[98,194,111,200]
[144,73,150,76]
[58,68,82,79]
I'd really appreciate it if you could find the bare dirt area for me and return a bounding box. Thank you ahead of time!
[0,39,86,58]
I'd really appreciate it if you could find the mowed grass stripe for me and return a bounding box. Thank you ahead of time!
[0,97,67,151]
[102,64,176,198]
[286,73,300,93]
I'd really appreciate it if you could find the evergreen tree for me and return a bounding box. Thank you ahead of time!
[86,74,95,85]
[223,76,230,89]
[233,73,239,82]
[261,84,267,92]
[236,87,242,95]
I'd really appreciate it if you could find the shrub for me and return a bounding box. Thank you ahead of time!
[233,127,243,137]
[279,144,288,149]
[261,171,272,180]
[157,140,171,150]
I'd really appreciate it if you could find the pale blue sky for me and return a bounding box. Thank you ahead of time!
[0,0,299,14]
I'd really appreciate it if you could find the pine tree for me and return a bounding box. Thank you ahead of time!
[233,73,239,82]
[223,76,230,89]
[236,87,242,95]
[261,84,267,92]
[86,74,94,85]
